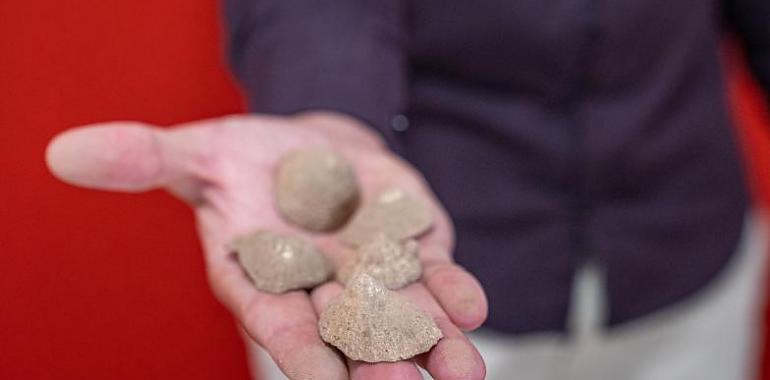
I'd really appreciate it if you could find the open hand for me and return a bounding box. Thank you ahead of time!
[45,112,487,380]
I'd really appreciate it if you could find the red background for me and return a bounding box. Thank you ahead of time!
[0,1,768,379]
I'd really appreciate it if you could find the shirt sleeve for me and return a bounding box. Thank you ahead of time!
[725,0,770,101]
[223,0,408,148]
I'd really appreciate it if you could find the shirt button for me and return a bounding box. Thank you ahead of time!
[391,114,409,132]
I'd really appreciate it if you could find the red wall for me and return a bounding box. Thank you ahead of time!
[726,44,770,380]
[1,1,768,379]
[0,1,249,379]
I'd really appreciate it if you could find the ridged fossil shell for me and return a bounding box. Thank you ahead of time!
[337,234,421,290]
[275,148,360,232]
[340,188,433,246]
[229,230,332,293]
[318,273,442,362]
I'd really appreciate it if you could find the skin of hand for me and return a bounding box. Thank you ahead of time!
[45,111,488,380]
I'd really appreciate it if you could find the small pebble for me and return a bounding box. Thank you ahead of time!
[318,273,442,362]
[340,188,433,246]
[337,234,422,290]
[275,148,359,232]
[229,230,332,293]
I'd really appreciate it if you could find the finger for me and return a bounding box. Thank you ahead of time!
[199,214,347,380]
[311,282,425,380]
[400,285,486,380]
[347,359,425,380]
[237,286,346,380]
[420,243,488,331]
[45,121,211,200]
[308,281,342,317]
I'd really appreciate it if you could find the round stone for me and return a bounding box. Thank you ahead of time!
[275,148,360,232]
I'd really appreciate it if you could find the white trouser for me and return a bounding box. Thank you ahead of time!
[252,213,767,380]
[472,212,767,380]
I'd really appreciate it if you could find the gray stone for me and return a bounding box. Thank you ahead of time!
[337,234,421,290]
[318,273,442,362]
[229,230,332,293]
[340,188,433,246]
[275,148,359,232]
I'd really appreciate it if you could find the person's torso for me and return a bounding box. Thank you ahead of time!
[397,0,748,333]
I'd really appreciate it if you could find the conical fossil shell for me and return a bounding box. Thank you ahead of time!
[275,148,360,232]
[318,273,442,362]
[340,188,433,246]
[337,234,421,290]
[229,230,332,293]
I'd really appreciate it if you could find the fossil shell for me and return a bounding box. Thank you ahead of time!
[275,148,360,232]
[229,230,332,293]
[340,188,433,246]
[318,273,442,362]
[337,234,421,290]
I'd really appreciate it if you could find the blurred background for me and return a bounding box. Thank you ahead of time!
[0,0,768,379]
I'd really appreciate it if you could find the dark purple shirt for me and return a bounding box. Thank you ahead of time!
[224,0,769,333]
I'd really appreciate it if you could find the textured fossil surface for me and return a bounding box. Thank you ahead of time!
[229,230,332,293]
[340,188,433,246]
[275,148,360,232]
[318,273,442,362]
[337,234,421,290]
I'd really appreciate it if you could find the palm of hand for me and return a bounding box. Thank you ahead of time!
[46,113,486,380]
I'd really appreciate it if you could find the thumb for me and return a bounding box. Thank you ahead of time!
[45,121,203,194]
